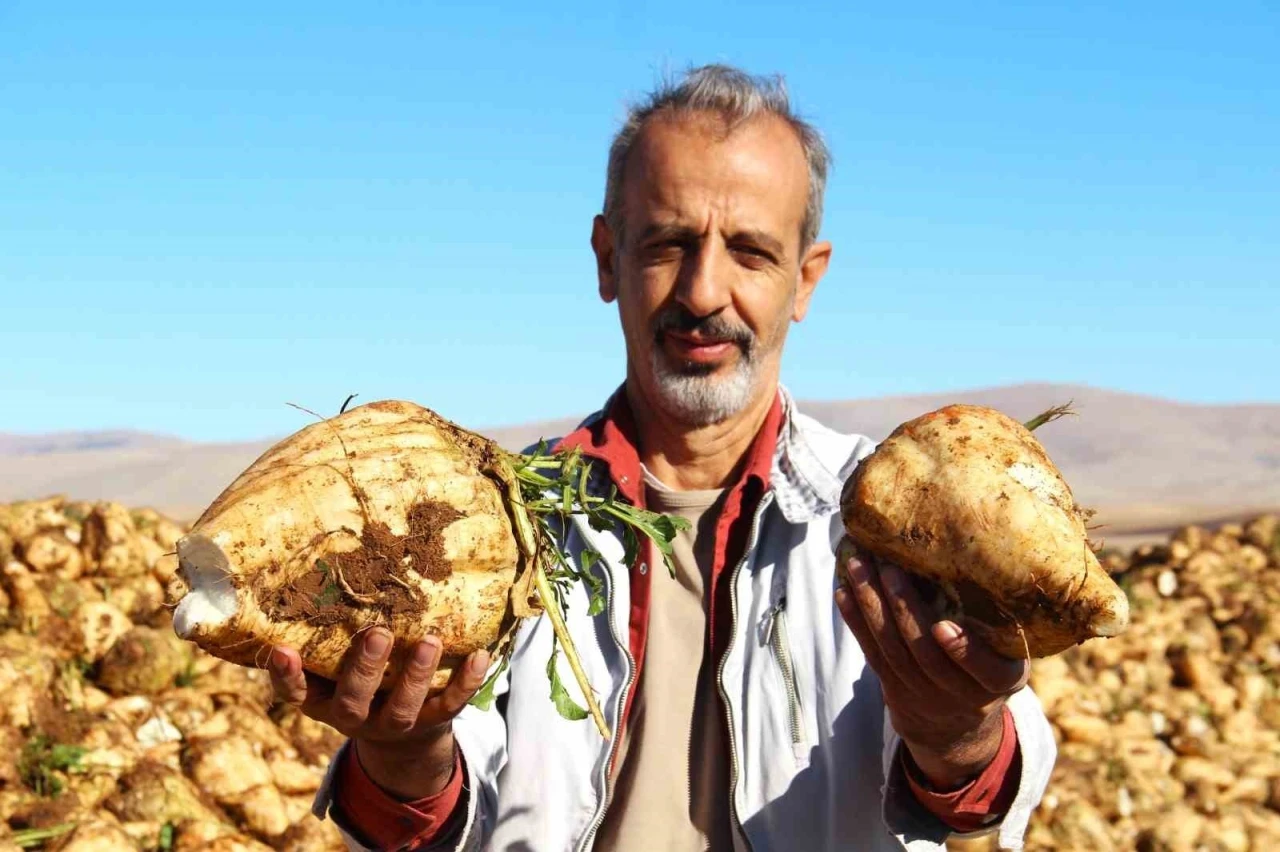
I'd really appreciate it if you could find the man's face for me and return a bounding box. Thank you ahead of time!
[593,111,830,427]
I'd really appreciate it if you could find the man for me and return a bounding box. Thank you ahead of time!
[271,64,1056,851]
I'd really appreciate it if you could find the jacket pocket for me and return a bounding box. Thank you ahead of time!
[763,599,808,762]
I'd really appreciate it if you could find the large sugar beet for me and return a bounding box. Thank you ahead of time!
[172,401,532,692]
[841,404,1129,658]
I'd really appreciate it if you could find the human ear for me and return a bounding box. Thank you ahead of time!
[592,215,618,303]
[793,240,832,321]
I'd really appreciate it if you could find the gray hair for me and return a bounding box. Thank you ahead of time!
[603,64,830,250]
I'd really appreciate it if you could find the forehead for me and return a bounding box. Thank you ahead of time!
[621,111,810,244]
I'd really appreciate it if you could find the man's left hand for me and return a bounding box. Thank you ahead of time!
[834,540,1029,790]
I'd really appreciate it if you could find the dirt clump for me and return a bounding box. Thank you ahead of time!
[265,498,462,627]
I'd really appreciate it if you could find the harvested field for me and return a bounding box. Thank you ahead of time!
[0,497,346,851]
[951,513,1280,851]
[2,495,1278,850]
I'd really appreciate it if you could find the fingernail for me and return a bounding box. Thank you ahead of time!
[834,587,850,611]
[469,650,491,676]
[846,556,867,583]
[364,629,391,657]
[935,621,962,643]
[269,647,289,674]
[413,640,441,667]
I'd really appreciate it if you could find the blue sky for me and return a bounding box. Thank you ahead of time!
[3,1,1277,441]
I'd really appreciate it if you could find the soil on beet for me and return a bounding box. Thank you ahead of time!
[264,499,464,626]
[30,697,92,746]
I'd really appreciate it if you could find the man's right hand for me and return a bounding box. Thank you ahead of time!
[268,627,490,801]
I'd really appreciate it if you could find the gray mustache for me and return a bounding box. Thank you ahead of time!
[651,307,755,353]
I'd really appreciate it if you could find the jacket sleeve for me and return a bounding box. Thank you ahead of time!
[310,667,512,852]
[902,705,1021,833]
[325,742,465,849]
[879,685,1056,850]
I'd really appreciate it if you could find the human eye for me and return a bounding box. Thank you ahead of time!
[730,242,775,268]
[642,234,688,262]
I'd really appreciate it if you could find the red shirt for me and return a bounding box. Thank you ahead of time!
[331,389,1020,848]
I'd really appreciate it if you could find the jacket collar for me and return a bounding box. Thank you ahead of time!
[554,383,844,524]
[770,385,850,524]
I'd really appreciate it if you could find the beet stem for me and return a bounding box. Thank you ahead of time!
[534,565,611,738]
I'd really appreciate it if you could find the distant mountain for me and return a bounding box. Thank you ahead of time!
[0,430,187,456]
[3,384,1277,541]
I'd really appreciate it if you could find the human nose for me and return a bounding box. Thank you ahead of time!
[674,239,732,318]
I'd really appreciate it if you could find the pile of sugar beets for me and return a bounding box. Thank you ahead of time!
[3,398,1146,849]
[950,512,1280,852]
[0,498,348,851]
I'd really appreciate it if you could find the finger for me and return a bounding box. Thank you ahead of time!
[425,649,492,722]
[843,555,922,695]
[835,585,904,693]
[378,638,443,734]
[269,648,339,727]
[331,627,394,730]
[933,621,1030,695]
[877,562,983,699]
[267,646,308,706]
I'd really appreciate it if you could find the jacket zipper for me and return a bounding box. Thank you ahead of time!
[763,600,806,753]
[577,496,771,852]
[715,494,772,852]
[575,519,638,852]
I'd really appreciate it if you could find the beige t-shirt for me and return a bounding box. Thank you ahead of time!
[595,469,734,852]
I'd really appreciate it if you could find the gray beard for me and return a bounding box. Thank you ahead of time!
[648,347,759,427]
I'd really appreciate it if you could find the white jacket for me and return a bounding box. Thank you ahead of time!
[314,389,1056,851]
